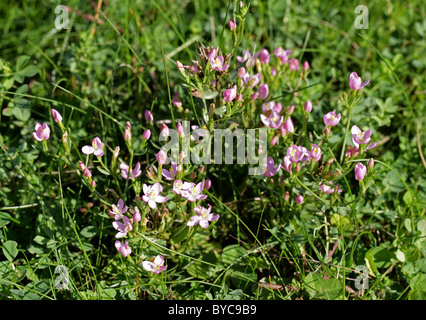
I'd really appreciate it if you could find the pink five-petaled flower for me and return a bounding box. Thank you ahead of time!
[262,101,282,114]
[263,156,280,177]
[120,162,142,180]
[142,183,168,209]
[181,182,208,202]
[142,255,168,274]
[222,85,237,102]
[172,179,185,195]
[82,137,105,157]
[308,144,322,162]
[162,162,178,181]
[349,72,370,91]
[287,145,305,163]
[187,204,219,229]
[115,240,132,257]
[260,111,283,129]
[109,198,128,220]
[209,49,229,72]
[32,123,50,141]
[354,162,367,181]
[112,216,133,238]
[51,109,63,123]
[351,125,372,147]
[323,111,341,127]
[274,47,292,64]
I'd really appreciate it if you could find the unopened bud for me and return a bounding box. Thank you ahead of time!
[368,158,374,169]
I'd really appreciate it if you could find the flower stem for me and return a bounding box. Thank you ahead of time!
[340,105,352,164]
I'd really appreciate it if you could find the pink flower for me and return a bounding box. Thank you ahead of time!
[142,183,168,209]
[351,125,372,147]
[156,150,168,165]
[82,137,105,157]
[51,109,62,123]
[237,49,251,63]
[187,204,219,229]
[283,117,295,133]
[162,162,178,181]
[258,83,269,100]
[262,101,282,114]
[319,182,335,194]
[282,155,292,173]
[115,240,132,257]
[209,50,229,72]
[259,49,270,64]
[287,145,305,163]
[354,162,367,181]
[260,111,283,129]
[323,111,341,127]
[222,85,237,102]
[120,162,142,180]
[308,144,321,162]
[289,59,299,71]
[274,47,292,64]
[349,72,370,91]
[181,182,208,202]
[124,121,131,142]
[263,156,280,177]
[112,216,133,238]
[142,255,168,274]
[295,195,304,204]
[109,198,128,220]
[249,73,261,87]
[304,101,312,113]
[172,179,186,195]
[32,123,50,141]
[228,18,236,30]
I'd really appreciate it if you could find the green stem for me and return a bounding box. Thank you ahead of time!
[340,105,353,164]
[294,176,329,205]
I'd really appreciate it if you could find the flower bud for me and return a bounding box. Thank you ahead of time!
[304,101,313,113]
[177,123,184,137]
[161,123,169,137]
[228,18,236,30]
[144,110,153,123]
[368,158,374,169]
[133,207,141,223]
[52,108,63,123]
[204,179,211,191]
[143,129,151,140]
[303,61,310,71]
[157,150,167,165]
[295,195,304,204]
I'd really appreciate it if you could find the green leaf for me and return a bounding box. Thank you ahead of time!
[80,226,97,238]
[2,240,18,261]
[222,245,247,265]
[96,166,110,175]
[304,272,343,300]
